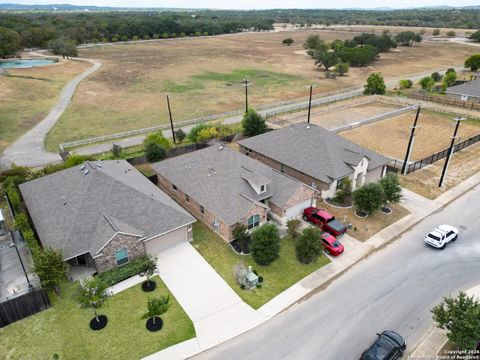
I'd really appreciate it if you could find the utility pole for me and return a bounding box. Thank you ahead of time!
[241,77,250,113]
[307,85,313,123]
[402,106,421,175]
[438,117,466,187]
[166,94,176,144]
[10,230,33,289]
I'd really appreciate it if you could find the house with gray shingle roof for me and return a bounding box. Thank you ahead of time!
[19,160,195,274]
[151,145,316,241]
[446,79,480,103]
[238,122,390,199]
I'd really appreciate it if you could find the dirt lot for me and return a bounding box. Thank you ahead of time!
[44,29,476,149]
[400,141,480,200]
[340,110,480,161]
[271,100,401,129]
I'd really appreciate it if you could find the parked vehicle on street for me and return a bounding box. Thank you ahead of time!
[321,233,344,256]
[424,225,458,249]
[361,330,406,360]
[303,207,347,237]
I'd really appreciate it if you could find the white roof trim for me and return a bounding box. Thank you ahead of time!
[95,231,144,255]
[143,220,196,242]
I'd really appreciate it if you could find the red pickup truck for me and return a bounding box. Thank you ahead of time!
[303,207,347,237]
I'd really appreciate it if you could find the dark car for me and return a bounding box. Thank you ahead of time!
[361,330,406,360]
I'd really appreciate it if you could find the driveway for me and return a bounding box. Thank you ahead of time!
[155,242,265,349]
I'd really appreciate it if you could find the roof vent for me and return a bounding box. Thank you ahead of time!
[84,169,90,175]
[80,164,86,171]
[306,125,311,130]
[95,163,102,168]
[218,145,224,151]
[208,167,217,176]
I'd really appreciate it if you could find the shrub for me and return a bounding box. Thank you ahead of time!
[399,79,413,89]
[442,71,457,91]
[258,276,264,283]
[188,123,210,143]
[132,35,139,41]
[431,72,442,82]
[335,177,352,203]
[6,183,21,213]
[14,213,30,233]
[353,182,384,215]
[419,76,435,91]
[196,127,218,142]
[203,32,209,36]
[97,255,152,286]
[286,218,302,239]
[34,247,69,295]
[433,28,440,36]
[242,109,267,137]
[143,130,171,149]
[64,154,91,168]
[145,142,167,163]
[232,224,249,249]
[282,38,294,46]
[465,54,480,71]
[250,223,280,266]
[295,227,322,264]
[111,143,122,158]
[143,34,150,40]
[256,284,262,289]
[335,62,349,76]
[364,73,386,95]
[153,34,160,39]
[174,129,186,143]
[446,31,456,37]
[379,174,402,208]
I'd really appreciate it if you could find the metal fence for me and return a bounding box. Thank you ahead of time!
[408,92,480,111]
[404,133,480,174]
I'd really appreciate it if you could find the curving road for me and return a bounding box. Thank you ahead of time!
[0,55,101,169]
[193,184,480,360]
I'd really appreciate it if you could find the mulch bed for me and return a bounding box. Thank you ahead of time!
[146,317,163,332]
[381,206,392,214]
[142,280,156,292]
[355,210,368,218]
[325,197,353,208]
[90,315,108,331]
[230,237,251,254]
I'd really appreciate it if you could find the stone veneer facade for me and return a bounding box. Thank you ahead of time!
[94,232,146,273]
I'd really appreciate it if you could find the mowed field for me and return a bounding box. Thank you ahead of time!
[0,59,90,152]
[340,110,480,161]
[44,29,477,150]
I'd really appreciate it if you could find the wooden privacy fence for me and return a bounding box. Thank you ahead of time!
[408,92,480,111]
[0,288,51,328]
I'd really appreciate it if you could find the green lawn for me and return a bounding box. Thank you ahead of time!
[192,222,330,309]
[0,276,195,360]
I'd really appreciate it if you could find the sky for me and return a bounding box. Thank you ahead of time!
[3,0,480,9]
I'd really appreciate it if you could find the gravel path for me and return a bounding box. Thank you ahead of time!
[0,55,101,169]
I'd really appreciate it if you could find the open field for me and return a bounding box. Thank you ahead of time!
[0,59,91,153]
[44,29,477,150]
[400,141,480,200]
[340,110,480,161]
[0,276,194,360]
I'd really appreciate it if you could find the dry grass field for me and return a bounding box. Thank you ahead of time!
[44,29,476,150]
[340,110,480,161]
[0,59,90,152]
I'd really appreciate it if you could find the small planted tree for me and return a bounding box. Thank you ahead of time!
[432,292,480,350]
[398,79,413,89]
[335,62,349,76]
[250,223,280,266]
[76,277,110,331]
[419,76,435,91]
[364,73,386,95]
[174,129,186,143]
[334,177,352,205]
[143,296,170,332]
[286,218,302,240]
[282,38,294,46]
[33,247,69,295]
[111,143,122,158]
[352,182,384,216]
[232,224,250,253]
[442,71,457,91]
[378,174,402,213]
[295,226,322,264]
[139,256,158,292]
[242,109,267,137]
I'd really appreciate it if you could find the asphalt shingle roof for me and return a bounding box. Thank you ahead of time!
[238,122,390,183]
[152,145,311,226]
[19,160,195,260]
[446,79,480,98]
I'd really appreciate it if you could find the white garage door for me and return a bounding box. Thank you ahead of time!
[144,227,187,255]
[285,199,313,220]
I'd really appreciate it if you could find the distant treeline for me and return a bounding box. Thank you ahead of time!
[0,9,479,50]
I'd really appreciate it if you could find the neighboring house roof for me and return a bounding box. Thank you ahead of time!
[446,79,480,98]
[238,122,390,183]
[152,145,314,226]
[19,160,195,260]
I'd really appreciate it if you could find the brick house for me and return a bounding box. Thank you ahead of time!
[152,145,316,241]
[19,160,195,274]
[238,123,390,199]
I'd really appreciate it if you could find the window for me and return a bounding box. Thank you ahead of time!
[247,214,260,230]
[280,164,286,173]
[260,185,265,192]
[115,248,129,266]
[200,205,205,215]
[172,184,177,191]
[186,194,190,203]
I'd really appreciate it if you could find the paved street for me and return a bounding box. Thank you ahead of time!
[193,183,480,360]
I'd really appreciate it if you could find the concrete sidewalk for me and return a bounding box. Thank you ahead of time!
[142,171,480,359]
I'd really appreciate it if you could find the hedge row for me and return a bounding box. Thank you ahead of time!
[97,255,151,287]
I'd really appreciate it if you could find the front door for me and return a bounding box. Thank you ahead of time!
[77,254,87,266]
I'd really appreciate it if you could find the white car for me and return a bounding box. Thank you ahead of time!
[424,225,459,249]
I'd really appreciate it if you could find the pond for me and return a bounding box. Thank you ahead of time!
[0,59,57,69]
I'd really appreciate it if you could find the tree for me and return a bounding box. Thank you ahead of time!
[139,256,158,290]
[76,277,110,326]
[47,37,78,58]
[295,227,322,264]
[446,68,456,75]
[378,174,402,209]
[111,143,122,158]
[442,71,457,91]
[286,218,301,239]
[395,31,421,47]
[419,76,435,91]
[250,223,280,266]
[310,48,339,70]
[0,27,22,57]
[399,79,413,89]
[465,54,480,71]
[232,224,249,250]
[143,130,171,149]
[338,45,377,67]
[446,31,456,37]
[33,247,69,295]
[174,129,186,143]
[188,123,210,143]
[303,34,324,50]
[352,182,384,215]
[145,142,167,162]
[470,30,480,42]
[335,62,349,76]
[431,292,480,350]
[364,73,386,95]
[242,109,267,137]
[433,28,440,36]
[196,126,218,142]
[431,72,442,82]
[282,38,294,46]
[142,296,170,329]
